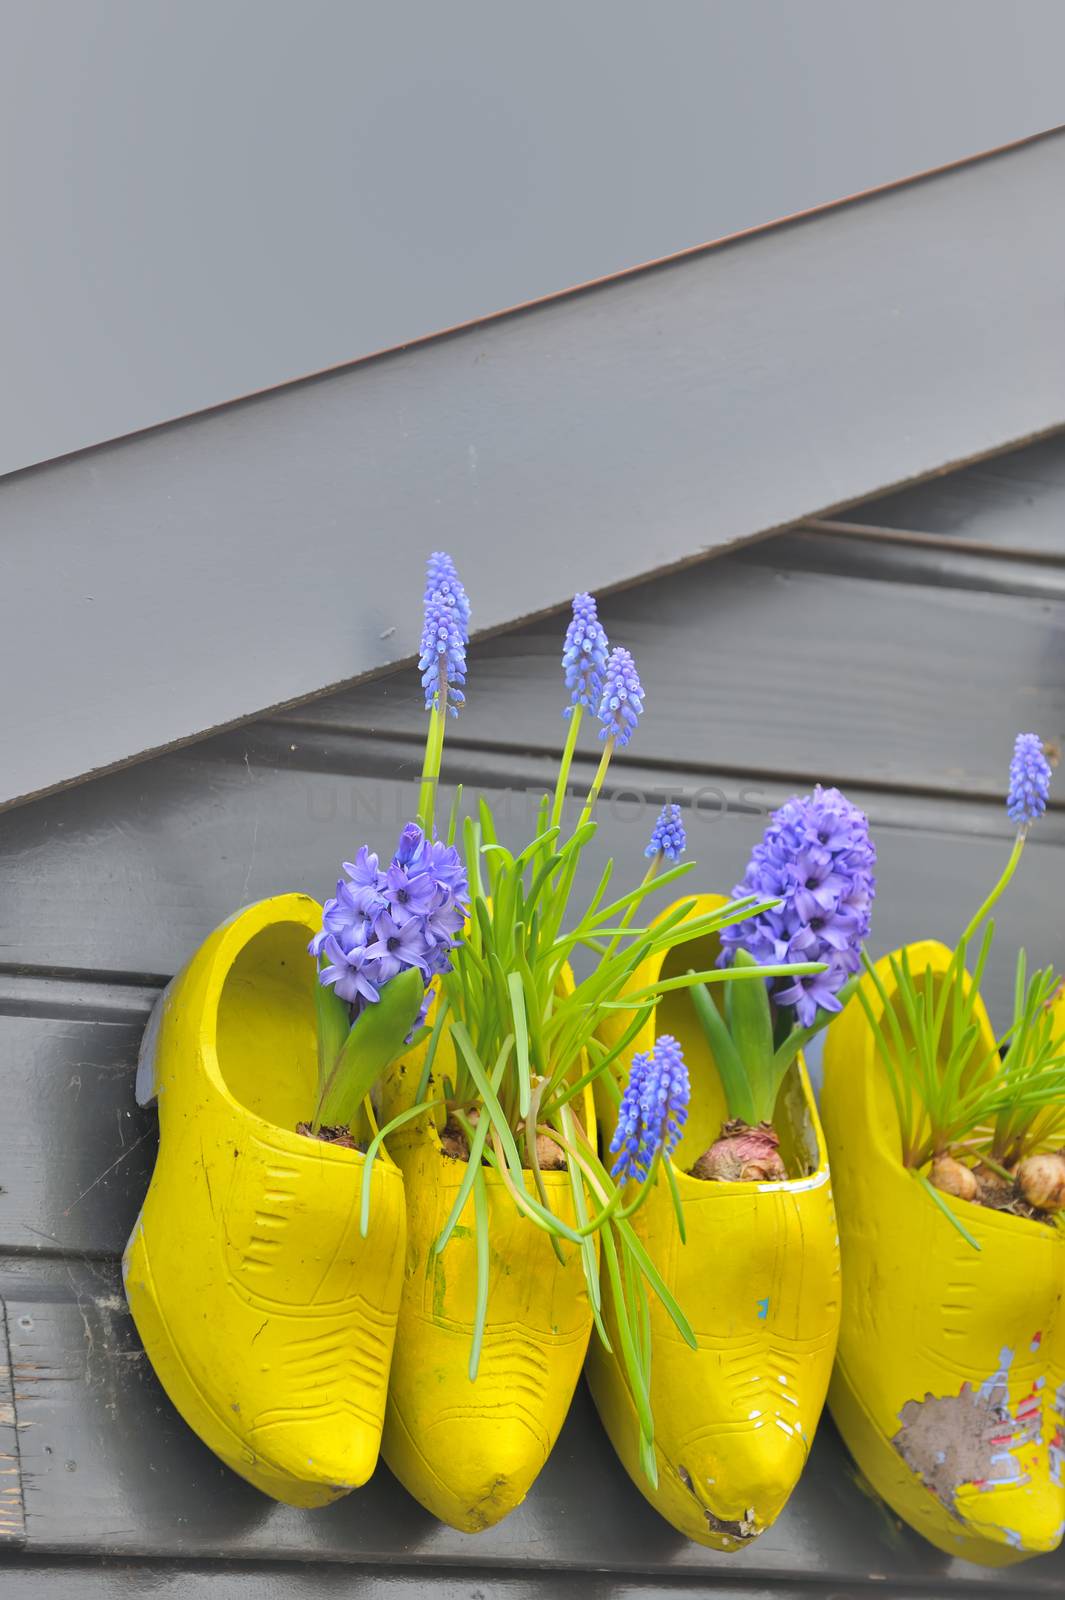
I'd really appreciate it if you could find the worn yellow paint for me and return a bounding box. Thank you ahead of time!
[823,940,1065,1566]
[586,893,840,1550]
[123,894,405,1508]
[378,979,597,1533]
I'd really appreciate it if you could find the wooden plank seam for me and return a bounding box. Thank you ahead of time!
[0,1300,27,1545]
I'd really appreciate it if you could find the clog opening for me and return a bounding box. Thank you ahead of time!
[656,930,818,1177]
[216,920,318,1129]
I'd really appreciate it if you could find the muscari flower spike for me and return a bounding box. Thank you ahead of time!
[609,1034,690,1184]
[1007,732,1052,827]
[597,646,644,748]
[425,550,471,634]
[420,552,469,716]
[646,802,686,861]
[561,592,609,717]
[719,785,877,1028]
[310,823,470,1020]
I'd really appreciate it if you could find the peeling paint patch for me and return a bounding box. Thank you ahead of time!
[677,1463,762,1542]
[1049,1382,1065,1486]
[892,1345,1041,1516]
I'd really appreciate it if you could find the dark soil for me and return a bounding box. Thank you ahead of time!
[973,1179,1052,1226]
[938,1160,1058,1227]
[296,1121,364,1151]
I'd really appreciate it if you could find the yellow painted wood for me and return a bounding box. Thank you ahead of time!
[823,940,1065,1566]
[586,893,840,1550]
[123,894,406,1507]
[378,985,597,1532]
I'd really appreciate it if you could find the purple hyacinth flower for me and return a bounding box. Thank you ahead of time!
[646,802,686,861]
[609,1035,690,1184]
[775,966,846,1029]
[562,593,610,717]
[597,646,644,749]
[1007,733,1052,826]
[311,821,469,1018]
[365,910,431,983]
[318,934,381,1007]
[340,846,389,916]
[720,785,876,1028]
[384,860,439,923]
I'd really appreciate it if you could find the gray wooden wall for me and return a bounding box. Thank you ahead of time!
[1,433,1064,1596]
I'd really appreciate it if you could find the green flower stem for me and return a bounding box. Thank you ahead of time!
[416,688,449,834]
[578,736,615,833]
[602,855,661,962]
[550,704,584,834]
[960,829,1026,945]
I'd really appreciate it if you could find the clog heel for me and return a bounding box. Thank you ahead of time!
[378,1000,598,1532]
[123,894,406,1507]
[823,940,1065,1566]
[586,893,840,1550]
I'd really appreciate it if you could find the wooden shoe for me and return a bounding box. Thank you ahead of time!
[123,894,406,1507]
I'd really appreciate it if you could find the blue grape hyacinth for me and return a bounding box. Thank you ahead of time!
[609,1035,690,1184]
[310,822,469,1018]
[597,646,644,748]
[420,552,468,716]
[720,785,877,1028]
[425,551,471,634]
[1007,733,1052,827]
[562,592,609,716]
[646,803,686,862]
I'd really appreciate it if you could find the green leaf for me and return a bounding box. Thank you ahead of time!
[316,967,425,1129]
[917,1169,981,1251]
[359,1098,443,1237]
[313,962,351,1127]
[508,972,532,1118]
[689,980,756,1125]
[445,783,464,846]
[450,1021,583,1243]
[725,949,776,1123]
[435,1036,513,1254]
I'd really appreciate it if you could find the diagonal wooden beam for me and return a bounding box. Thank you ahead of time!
[3,129,1065,812]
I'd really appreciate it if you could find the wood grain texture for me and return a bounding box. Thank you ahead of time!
[0,1561,841,1600]
[271,548,1065,804]
[1,493,1064,1589]
[838,432,1065,556]
[0,1266,1060,1590]
[0,732,1061,1026]
[0,1305,25,1545]
[4,132,1065,811]
[7,3,1065,479]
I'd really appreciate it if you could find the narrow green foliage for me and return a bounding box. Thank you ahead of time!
[315,965,425,1130]
[856,820,1065,1250]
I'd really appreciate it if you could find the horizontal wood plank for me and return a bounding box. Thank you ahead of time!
[0,1559,843,1600]
[2,1268,1060,1589]
[5,132,1065,812]
[0,738,1062,1021]
[270,551,1065,804]
[840,432,1065,556]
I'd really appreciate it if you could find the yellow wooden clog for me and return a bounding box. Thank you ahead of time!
[822,940,1065,1566]
[378,999,597,1532]
[586,894,840,1550]
[123,894,406,1508]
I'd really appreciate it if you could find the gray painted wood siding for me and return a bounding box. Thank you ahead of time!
[1,431,1064,1595]
[4,1,1065,476]
[5,129,1065,816]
